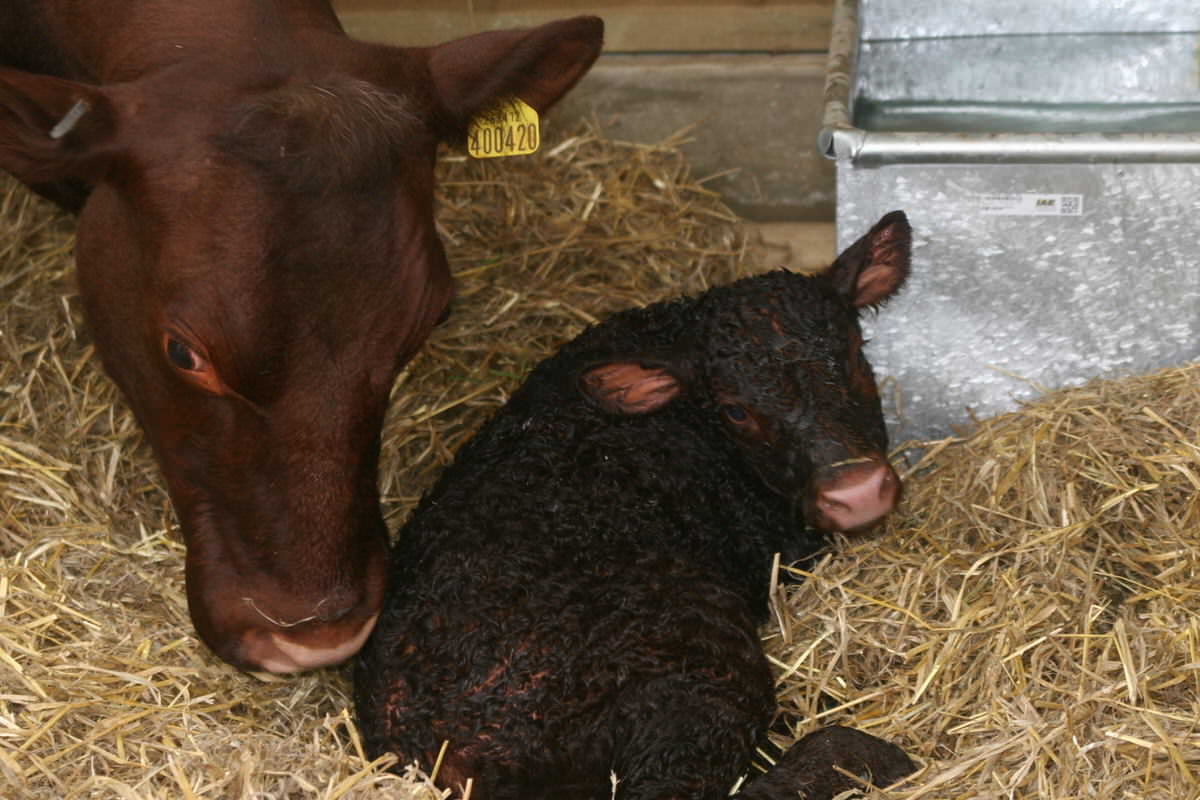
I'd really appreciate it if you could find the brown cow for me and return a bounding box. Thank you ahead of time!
[0,1,603,673]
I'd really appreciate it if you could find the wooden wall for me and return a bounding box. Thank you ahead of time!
[329,1,840,223]
[331,1,834,52]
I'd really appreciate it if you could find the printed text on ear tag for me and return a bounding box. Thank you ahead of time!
[467,98,540,159]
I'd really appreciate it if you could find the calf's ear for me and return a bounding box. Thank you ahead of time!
[827,210,912,309]
[0,70,117,185]
[578,360,682,415]
[424,15,603,141]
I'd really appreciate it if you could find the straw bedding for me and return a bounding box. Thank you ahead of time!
[1,122,1197,799]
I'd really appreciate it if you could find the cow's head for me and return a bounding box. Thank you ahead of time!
[0,16,603,672]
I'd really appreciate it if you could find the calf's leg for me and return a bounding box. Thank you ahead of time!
[738,725,915,800]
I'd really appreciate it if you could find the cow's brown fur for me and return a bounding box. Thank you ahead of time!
[0,0,603,672]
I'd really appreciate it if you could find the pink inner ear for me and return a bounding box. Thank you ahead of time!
[582,363,681,415]
[854,263,899,308]
[852,225,909,308]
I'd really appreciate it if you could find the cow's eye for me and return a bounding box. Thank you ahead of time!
[161,331,224,395]
[165,337,202,371]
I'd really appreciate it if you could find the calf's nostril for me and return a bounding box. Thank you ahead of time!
[818,493,850,513]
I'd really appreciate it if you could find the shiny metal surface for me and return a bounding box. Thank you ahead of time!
[860,0,1199,38]
[860,34,1200,111]
[822,0,1200,442]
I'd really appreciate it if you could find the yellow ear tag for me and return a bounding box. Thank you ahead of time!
[467,98,540,159]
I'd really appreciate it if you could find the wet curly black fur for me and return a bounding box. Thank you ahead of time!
[355,212,916,799]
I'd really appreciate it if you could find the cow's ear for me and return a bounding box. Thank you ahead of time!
[424,15,603,141]
[827,210,912,309]
[0,69,118,185]
[0,70,118,185]
[578,360,683,416]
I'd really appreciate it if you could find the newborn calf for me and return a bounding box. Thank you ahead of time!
[355,212,917,799]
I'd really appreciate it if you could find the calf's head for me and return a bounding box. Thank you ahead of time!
[0,17,603,672]
[579,211,911,533]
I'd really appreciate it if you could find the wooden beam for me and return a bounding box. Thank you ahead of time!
[332,2,833,52]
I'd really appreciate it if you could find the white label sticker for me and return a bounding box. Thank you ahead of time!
[976,193,1083,216]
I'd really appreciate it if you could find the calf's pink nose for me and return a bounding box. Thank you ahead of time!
[814,460,899,532]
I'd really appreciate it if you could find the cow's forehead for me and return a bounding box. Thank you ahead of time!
[216,77,426,195]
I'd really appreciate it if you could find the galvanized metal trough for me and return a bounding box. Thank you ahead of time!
[821,0,1200,442]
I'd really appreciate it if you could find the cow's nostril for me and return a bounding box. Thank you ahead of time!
[314,597,358,624]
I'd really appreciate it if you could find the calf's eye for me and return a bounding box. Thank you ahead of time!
[721,404,748,422]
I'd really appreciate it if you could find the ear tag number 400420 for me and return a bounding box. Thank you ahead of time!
[467,98,540,159]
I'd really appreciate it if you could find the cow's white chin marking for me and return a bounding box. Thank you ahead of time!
[255,612,379,674]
